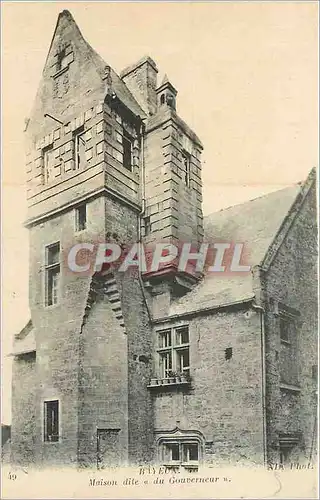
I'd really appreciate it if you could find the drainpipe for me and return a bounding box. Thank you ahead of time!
[137,119,152,323]
[252,302,267,467]
[138,119,146,222]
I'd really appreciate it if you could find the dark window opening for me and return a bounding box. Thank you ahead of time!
[280,317,291,343]
[176,326,189,345]
[44,400,59,442]
[279,446,292,466]
[182,151,191,187]
[74,127,86,169]
[144,216,151,236]
[162,441,199,468]
[76,204,87,231]
[279,314,298,385]
[168,443,180,461]
[43,144,54,184]
[57,48,67,71]
[122,130,133,171]
[225,347,233,360]
[45,243,60,306]
[312,364,318,380]
[160,93,165,105]
[183,443,199,461]
[166,94,175,109]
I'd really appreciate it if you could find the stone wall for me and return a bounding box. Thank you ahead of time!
[151,306,265,466]
[11,353,37,466]
[264,180,317,464]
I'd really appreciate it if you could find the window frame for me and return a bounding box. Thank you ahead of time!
[75,203,87,232]
[43,144,54,184]
[225,347,233,360]
[157,326,190,378]
[312,364,318,381]
[144,216,151,237]
[45,242,61,307]
[74,127,86,170]
[279,311,299,385]
[280,316,292,345]
[122,128,133,171]
[182,150,191,187]
[159,439,200,470]
[57,48,67,71]
[43,399,60,443]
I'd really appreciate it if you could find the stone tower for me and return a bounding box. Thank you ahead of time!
[11,10,204,468]
[121,58,204,318]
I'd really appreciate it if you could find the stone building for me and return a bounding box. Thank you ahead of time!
[11,10,317,470]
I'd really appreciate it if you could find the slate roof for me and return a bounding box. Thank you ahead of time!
[11,319,36,356]
[169,184,302,317]
[88,44,146,118]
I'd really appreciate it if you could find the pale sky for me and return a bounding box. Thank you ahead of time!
[1,1,318,424]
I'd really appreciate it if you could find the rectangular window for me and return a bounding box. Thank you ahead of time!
[122,129,133,171]
[161,441,199,469]
[44,400,59,442]
[75,204,87,231]
[57,48,67,71]
[279,446,291,466]
[74,128,86,169]
[159,351,173,378]
[43,144,54,183]
[279,315,298,385]
[144,216,151,237]
[159,329,172,348]
[163,443,180,463]
[177,348,190,375]
[182,151,191,187]
[45,242,60,306]
[225,347,233,360]
[183,443,199,462]
[280,317,291,343]
[175,326,189,345]
[312,364,318,380]
[157,326,190,378]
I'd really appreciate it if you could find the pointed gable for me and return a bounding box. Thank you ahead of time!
[27,10,144,138]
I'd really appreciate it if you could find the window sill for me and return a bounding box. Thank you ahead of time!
[52,66,69,79]
[162,463,199,471]
[44,303,60,310]
[280,339,291,346]
[280,383,301,393]
[148,377,191,390]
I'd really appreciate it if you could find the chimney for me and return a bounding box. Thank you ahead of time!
[120,56,158,116]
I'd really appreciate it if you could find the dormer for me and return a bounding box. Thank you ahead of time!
[156,75,178,111]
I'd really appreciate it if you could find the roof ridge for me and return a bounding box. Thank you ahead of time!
[204,183,301,219]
